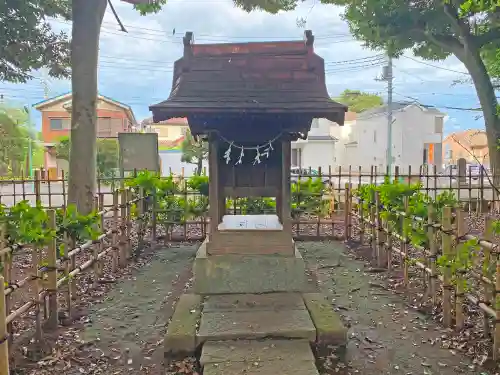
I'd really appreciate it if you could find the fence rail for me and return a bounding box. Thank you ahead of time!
[0,187,145,375]
[346,188,500,360]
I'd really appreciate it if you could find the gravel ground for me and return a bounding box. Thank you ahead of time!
[7,241,196,375]
[299,241,482,375]
[7,234,496,375]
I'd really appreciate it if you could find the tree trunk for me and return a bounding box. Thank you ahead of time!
[68,0,107,214]
[462,44,500,194]
[196,158,203,175]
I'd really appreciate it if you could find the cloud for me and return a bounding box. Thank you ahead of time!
[0,0,487,132]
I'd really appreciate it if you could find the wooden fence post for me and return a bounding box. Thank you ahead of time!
[483,216,493,339]
[401,196,409,288]
[152,189,157,242]
[344,183,350,241]
[34,169,41,205]
[455,209,466,330]
[0,275,9,375]
[126,189,132,256]
[374,191,387,268]
[93,197,101,288]
[112,190,119,273]
[358,194,365,244]
[494,252,500,360]
[427,205,437,305]
[46,210,58,330]
[441,206,453,328]
[120,189,127,266]
[369,190,376,258]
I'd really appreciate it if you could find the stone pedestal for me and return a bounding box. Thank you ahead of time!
[193,238,307,294]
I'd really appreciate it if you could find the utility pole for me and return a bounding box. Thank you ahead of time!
[382,54,394,178]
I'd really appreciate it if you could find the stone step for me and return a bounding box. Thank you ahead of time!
[202,293,305,313]
[198,293,316,343]
[201,339,319,375]
[198,309,316,343]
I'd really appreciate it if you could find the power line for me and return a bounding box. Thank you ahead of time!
[393,91,481,111]
[401,55,469,75]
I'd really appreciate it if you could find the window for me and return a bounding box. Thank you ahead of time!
[97,117,112,137]
[291,149,298,166]
[181,127,188,136]
[50,118,70,130]
[434,117,444,133]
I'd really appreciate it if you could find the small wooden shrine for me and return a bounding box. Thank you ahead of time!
[151,30,346,292]
[155,33,349,368]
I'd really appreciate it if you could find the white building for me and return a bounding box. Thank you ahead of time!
[291,118,338,173]
[330,102,445,174]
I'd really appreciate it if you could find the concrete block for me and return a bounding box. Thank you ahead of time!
[193,242,307,294]
[164,294,202,357]
[302,293,348,346]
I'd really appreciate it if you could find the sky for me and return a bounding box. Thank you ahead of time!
[0,0,489,135]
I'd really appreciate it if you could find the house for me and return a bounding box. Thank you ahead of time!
[331,102,445,174]
[443,129,489,167]
[291,117,339,173]
[141,117,189,151]
[33,92,137,172]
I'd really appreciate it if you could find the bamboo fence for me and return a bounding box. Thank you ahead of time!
[347,189,500,360]
[0,187,143,375]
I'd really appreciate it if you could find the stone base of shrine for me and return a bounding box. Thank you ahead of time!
[193,238,307,295]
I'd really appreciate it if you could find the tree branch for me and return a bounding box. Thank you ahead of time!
[473,27,500,46]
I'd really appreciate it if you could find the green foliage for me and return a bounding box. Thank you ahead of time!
[292,178,330,217]
[97,139,119,178]
[7,201,54,248]
[187,175,209,196]
[0,0,71,83]
[354,177,458,248]
[181,131,208,176]
[0,104,38,176]
[55,137,119,178]
[335,89,383,113]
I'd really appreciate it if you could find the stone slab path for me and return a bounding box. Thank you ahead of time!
[201,340,319,375]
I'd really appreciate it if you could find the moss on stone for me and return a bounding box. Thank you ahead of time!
[164,293,202,357]
[302,293,347,345]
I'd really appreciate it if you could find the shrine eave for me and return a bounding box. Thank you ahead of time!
[149,105,347,125]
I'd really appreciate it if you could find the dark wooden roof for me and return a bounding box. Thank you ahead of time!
[150,31,347,125]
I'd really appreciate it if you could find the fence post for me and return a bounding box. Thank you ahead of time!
[112,190,119,273]
[483,216,493,338]
[34,169,41,205]
[374,191,387,268]
[455,209,466,330]
[441,206,453,328]
[0,275,9,375]
[494,251,500,360]
[344,183,350,241]
[358,195,364,244]
[384,214,392,271]
[401,196,409,287]
[369,190,376,258]
[92,197,101,288]
[126,189,132,256]
[46,210,58,330]
[427,205,437,305]
[152,188,157,242]
[120,189,127,266]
